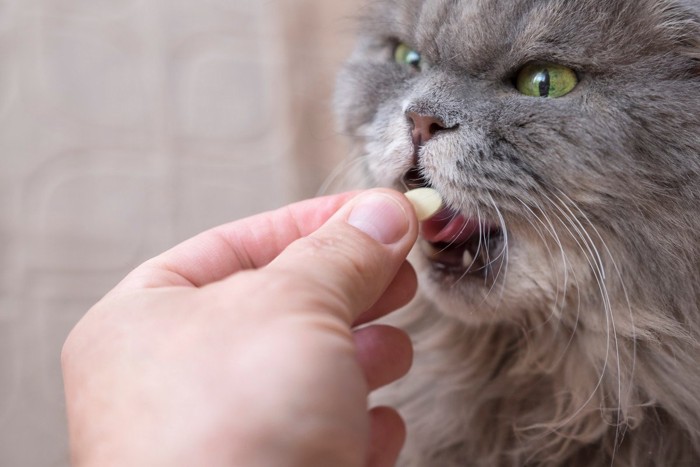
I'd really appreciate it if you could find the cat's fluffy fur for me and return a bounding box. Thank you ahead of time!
[335,0,700,465]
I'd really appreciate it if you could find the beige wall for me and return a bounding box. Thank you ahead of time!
[0,1,358,465]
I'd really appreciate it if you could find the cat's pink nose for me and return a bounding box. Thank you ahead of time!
[406,111,452,147]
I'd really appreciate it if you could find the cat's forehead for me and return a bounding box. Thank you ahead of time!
[363,0,698,76]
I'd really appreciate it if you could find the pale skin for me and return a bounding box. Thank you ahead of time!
[61,189,420,467]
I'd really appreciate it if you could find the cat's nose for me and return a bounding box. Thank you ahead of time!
[406,111,455,147]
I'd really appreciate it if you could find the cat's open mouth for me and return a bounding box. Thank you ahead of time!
[419,207,505,279]
[404,169,505,279]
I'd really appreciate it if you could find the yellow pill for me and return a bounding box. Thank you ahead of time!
[405,188,443,221]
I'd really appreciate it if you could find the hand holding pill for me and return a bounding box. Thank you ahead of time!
[63,189,420,467]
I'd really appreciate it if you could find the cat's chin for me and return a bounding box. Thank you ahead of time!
[412,260,506,325]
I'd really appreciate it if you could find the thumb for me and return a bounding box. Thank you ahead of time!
[262,189,419,325]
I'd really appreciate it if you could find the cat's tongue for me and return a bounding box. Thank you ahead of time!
[421,208,480,244]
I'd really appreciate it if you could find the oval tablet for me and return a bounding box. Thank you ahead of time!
[405,188,443,221]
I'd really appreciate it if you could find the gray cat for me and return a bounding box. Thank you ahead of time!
[334,0,700,465]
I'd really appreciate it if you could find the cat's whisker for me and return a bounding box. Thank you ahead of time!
[538,204,573,324]
[516,204,561,324]
[538,193,629,466]
[551,202,623,465]
[546,194,620,390]
[449,211,483,287]
[553,190,637,460]
[553,191,635,338]
[483,193,509,308]
[535,195,614,432]
[316,153,372,196]
[455,205,487,288]
[517,198,583,358]
[435,210,470,257]
[511,200,589,459]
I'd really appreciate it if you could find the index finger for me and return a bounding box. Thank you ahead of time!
[117,192,361,289]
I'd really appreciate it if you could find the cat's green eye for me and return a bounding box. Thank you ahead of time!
[516,63,578,98]
[394,43,422,70]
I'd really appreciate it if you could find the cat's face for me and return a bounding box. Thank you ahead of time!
[336,0,700,327]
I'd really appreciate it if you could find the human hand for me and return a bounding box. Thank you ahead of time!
[61,189,420,467]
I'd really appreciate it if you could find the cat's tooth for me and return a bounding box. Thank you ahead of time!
[405,188,443,221]
[462,248,474,268]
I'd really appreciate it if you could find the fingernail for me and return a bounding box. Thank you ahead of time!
[347,194,409,244]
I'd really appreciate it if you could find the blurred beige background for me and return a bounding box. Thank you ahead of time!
[0,1,359,465]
